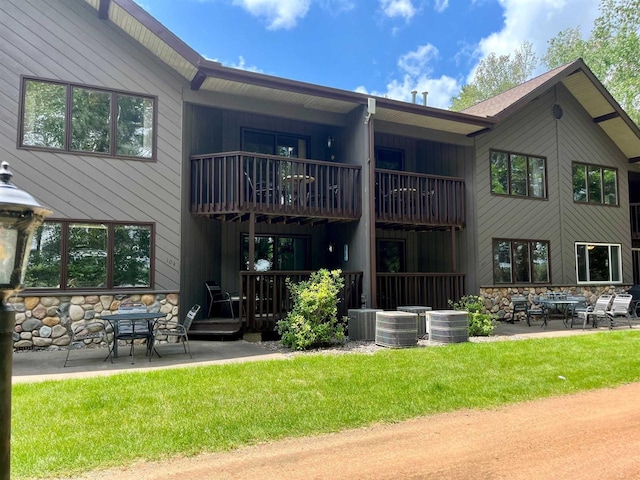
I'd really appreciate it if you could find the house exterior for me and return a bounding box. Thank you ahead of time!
[2,0,640,349]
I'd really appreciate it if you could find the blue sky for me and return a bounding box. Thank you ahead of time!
[138,0,601,109]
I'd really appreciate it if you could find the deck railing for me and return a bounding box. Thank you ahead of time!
[376,273,467,310]
[632,203,640,239]
[239,271,363,331]
[191,152,361,220]
[375,169,465,227]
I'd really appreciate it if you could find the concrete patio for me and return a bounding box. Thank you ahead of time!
[12,316,639,384]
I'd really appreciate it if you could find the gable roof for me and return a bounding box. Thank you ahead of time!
[463,59,640,161]
[85,1,640,159]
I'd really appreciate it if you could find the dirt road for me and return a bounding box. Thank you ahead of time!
[82,382,640,479]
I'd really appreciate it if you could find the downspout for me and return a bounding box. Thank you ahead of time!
[366,99,376,307]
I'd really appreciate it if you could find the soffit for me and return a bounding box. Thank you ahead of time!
[562,71,640,159]
[84,0,198,82]
[199,77,359,114]
[375,107,488,136]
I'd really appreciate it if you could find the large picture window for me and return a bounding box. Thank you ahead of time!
[241,234,310,271]
[490,150,546,198]
[20,78,156,160]
[377,239,405,272]
[572,163,618,205]
[493,239,550,284]
[576,242,621,283]
[25,220,153,290]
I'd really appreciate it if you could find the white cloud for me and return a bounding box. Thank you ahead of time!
[357,43,460,109]
[398,44,439,76]
[357,75,461,109]
[470,0,600,80]
[228,56,264,73]
[232,0,311,30]
[433,0,449,13]
[380,0,417,21]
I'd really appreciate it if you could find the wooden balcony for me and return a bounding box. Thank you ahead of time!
[632,203,640,239]
[375,169,465,230]
[191,152,362,223]
[239,271,363,332]
[377,273,467,310]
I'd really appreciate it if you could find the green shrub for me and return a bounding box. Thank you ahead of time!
[277,269,346,350]
[448,294,496,336]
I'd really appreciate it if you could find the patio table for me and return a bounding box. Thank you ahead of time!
[539,299,579,328]
[101,312,166,362]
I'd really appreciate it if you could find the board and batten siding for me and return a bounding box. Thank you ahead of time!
[472,84,632,288]
[1,0,186,291]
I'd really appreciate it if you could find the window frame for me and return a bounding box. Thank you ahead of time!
[490,149,547,199]
[25,219,155,292]
[376,239,406,273]
[18,76,157,161]
[572,162,619,206]
[492,238,551,285]
[575,242,622,284]
[241,128,310,159]
[375,147,405,171]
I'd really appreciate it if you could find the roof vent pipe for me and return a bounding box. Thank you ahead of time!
[422,91,428,106]
[411,90,417,103]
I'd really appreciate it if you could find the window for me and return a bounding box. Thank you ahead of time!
[375,147,404,171]
[20,78,155,160]
[493,239,550,284]
[242,129,309,158]
[25,220,153,289]
[377,240,405,272]
[575,242,621,283]
[241,234,310,271]
[572,163,618,205]
[490,150,546,198]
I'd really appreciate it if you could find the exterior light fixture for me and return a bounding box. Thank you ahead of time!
[327,136,334,148]
[0,161,52,480]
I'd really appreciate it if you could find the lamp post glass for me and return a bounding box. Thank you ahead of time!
[0,161,52,480]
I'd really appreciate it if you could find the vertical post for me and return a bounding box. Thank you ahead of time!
[0,303,15,480]
[368,118,377,308]
[450,226,457,273]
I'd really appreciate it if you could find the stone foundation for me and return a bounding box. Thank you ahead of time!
[479,286,627,322]
[10,293,179,350]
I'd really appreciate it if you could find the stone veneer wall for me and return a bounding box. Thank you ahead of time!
[480,286,627,321]
[10,293,179,350]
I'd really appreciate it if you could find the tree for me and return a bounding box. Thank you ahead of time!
[450,42,537,111]
[543,0,640,125]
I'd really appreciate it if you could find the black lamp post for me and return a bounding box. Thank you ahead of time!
[0,162,52,480]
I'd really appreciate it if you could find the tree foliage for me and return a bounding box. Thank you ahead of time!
[450,42,537,111]
[543,0,640,125]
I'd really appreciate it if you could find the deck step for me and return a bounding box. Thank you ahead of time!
[190,318,243,335]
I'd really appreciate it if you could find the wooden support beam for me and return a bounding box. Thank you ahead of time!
[593,112,619,123]
[98,0,111,19]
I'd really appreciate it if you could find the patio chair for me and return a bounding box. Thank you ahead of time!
[205,280,235,319]
[150,304,201,360]
[566,296,588,328]
[605,294,634,329]
[115,301,152,362]
[578,294,613,329]
[527,296,548,327]
[58,307,112,367]
[510,295,529,323]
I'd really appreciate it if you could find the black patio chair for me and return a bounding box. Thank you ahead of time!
[150,304,201,360]
[58,307,112,367]
[205,280,235,319]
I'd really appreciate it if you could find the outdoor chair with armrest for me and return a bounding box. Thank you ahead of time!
[527,296,548,327]
[566,296,588,328]
[578,294,613,329]
[58,307,112,367]
[510,295,529,323]
[205,280,235,320]
[150,304,201,360]
[115,301,152,362]
[605,294,634,329]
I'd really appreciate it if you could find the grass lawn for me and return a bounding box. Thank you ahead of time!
[12,330,640,478]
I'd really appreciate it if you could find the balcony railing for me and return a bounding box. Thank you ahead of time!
[375,169,465,228]
[191,152,362,221]
[239,271,363,332]
[377,273,467,310]
[632,203,640,239]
